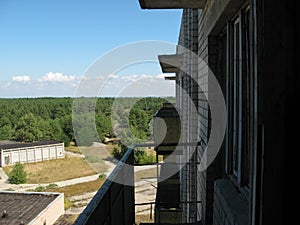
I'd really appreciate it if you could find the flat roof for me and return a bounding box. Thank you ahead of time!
[139,0,207,9]
[0,140,62,150]
[0,191,62,224]
[158,54,183,73]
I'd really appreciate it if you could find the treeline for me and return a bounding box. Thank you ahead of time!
[0,97,174,147]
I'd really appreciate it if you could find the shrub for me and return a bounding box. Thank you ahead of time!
[64,197,74,210]
[33,184,58,192]
[46,183,58,189]
[34,186,46,192]
[5,188,15,191]
[98,174,106,179]
[8,163,27,184]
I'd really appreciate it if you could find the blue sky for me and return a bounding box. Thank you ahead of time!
[0,0,182,97]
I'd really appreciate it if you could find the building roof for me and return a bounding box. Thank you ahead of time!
[0,140,62,151]
[0,191,62,225]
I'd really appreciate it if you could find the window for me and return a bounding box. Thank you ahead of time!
[4,156,10,165]
[225,7,251,188]
[232,17,241,178]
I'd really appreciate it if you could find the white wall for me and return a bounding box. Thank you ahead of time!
[0,143,65,167]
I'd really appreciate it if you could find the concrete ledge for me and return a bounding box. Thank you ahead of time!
[213,179,249,225]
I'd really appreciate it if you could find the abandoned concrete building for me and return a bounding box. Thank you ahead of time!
[0,191,64,225]
[0,141,65,167]
[74,0,294,224]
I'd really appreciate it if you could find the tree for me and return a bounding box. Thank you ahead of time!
[8,163,27,184]
[14,113,43,142]
[0,125,14,140]
[129,108,149,140]
[73,113,99,146]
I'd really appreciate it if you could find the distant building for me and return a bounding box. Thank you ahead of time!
[0,141,65,167]
[0,191,64,225]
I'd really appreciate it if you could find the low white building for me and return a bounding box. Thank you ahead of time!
[0,140,65,167]
[0,191,64,225]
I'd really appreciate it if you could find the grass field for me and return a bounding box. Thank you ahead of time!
[3,156,97,184]
[46,178,106,197]
[135,214,154,224]
[135,168,158,182]
[65,144,81,154]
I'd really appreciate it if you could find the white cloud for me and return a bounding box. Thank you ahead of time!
[155,74,167,79]
[12,75,30,83]
[92,74,175,97]
[2,73,175,98]
[40,72,76,82]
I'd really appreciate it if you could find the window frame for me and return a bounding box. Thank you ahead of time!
[225,5,252,189]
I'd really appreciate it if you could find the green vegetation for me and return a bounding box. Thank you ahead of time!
[45,178,106,197]
[112,144,157,165]
[65,143,81,154]
[8,163,27,184]
[0,97,175,163]
[98,174,106,179]
[33,183,59,192]
[5,188,15,191]
[3,157,97,183]
[64,197,74,210]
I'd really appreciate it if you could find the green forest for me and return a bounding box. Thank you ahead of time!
[0,97,174,148]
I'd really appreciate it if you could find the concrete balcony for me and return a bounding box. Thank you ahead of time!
[74,145,135,225]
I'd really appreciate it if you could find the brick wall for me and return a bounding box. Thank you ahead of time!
[177,8,200,223]
[178,1,249,224]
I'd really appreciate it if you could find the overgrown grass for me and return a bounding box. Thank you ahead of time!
[65,145,81,154]
[5,188,15,191]
[3,157,97,184]
[64,197,74,210]
[135,168,158,182]
[32,183,59,192]
[46,178,106,197]
[135,214,154,225]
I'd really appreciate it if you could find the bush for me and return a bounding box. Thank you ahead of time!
[33,183,58,192]
[64,197,74,210]
[134,148,156,165]
[47,183,58,189]
[8,163,27,184]
[34,186,46,192]
[98,174,106,179]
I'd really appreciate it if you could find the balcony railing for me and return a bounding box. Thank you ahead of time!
[74,144,135,225]
[74,142,202,225]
